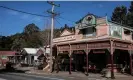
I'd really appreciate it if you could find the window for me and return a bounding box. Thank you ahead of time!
[124,29,130,35]
[81,27,96,37]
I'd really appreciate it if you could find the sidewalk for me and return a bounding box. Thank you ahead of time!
[25,70,133,80]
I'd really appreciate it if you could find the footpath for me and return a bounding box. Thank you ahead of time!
[25,69,133,80]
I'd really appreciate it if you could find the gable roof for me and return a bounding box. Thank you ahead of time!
[36,47,45,55]
[60,24,75,36]
[22,48,39,55]
[60,28,74,36]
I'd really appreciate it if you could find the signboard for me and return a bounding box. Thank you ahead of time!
[1,56,7,59]
[45,48,50,54]
[109,23,122,38]
[53,35,76,43]
[34,56,38,60]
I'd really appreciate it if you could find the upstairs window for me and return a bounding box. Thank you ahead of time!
[81,27,96,37]
[124,29,131,35]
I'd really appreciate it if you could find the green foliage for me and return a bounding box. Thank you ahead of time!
[128,2,133,13]
[111,1,133,28]
[0,36,12,50]
[111,5,127,25]
[127,1,133,27]
[0,23,62,51]
[24,23,40,35]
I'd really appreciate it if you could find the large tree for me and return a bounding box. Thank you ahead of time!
[11,23,43,51]
[111,6,127,25]
[127,1,133,27]
[23,23,43,48]
[24,23,40,35]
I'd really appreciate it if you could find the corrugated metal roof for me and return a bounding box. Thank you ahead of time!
[22,48,39,55]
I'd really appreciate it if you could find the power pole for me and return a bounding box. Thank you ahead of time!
[47,1,60,73]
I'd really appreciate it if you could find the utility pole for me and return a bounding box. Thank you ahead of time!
[47,1,60,73]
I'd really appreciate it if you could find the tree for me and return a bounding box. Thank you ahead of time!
[127,1,133,27]
[39,28,60,46]
[111,6,127,25]
[11,38,26,51]
[23,23,40,35]
[23,23,43,48]
[128,1,133,13]
[0,36,12,50]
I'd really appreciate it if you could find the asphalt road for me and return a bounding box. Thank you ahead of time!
[0,73,66,80]
[0,72,108,80]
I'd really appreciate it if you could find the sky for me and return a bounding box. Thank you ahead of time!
[0,1,131,36]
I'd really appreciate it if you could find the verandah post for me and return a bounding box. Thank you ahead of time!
[110,40,115,79]
[129,45,132,75]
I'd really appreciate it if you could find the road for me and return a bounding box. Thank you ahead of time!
[0,73,66,80]
[0,68,132,80]
[0,72,108,80]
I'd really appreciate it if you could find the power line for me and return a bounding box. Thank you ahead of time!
[58,16,76,23]
[0,6,50,17]
[55,18,63,27]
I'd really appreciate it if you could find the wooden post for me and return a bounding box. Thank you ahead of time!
[129,50,132,75]
[86,52,88,76]
[110,40,115,79]
[86,44,89,76]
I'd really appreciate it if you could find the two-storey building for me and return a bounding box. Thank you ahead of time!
[53,13,133,78]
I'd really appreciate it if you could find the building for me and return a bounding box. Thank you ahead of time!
[20,48,39,65]
[0,51,18,66]
[20,46,50,67]
[53,13,133,78]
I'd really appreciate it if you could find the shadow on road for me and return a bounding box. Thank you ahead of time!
[0,62,29,74]
[0,68,29,74]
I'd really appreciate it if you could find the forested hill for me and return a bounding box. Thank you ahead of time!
[0,23,73,51]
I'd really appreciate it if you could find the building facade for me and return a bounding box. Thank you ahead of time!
[0,51,18,67]
[53,13,133,78]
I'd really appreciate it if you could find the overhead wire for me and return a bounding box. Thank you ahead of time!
[0,6,50,17]
[55,18,63,27]
[58,16,76,23]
